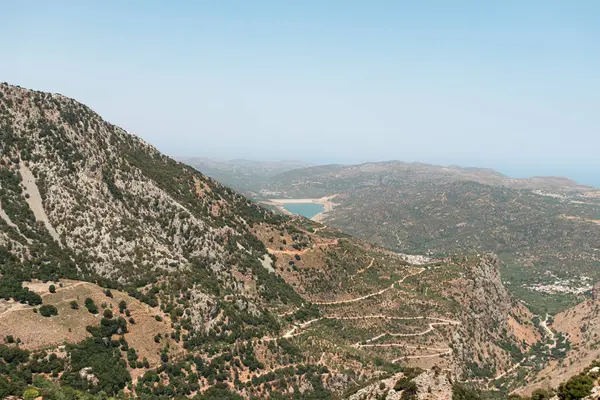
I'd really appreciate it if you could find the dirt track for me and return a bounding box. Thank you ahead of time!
[313,267,425,305]
[267,239,339,255]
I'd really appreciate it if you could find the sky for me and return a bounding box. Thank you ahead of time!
[2,1,599,186]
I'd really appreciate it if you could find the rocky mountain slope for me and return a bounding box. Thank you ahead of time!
[0,83,566,399]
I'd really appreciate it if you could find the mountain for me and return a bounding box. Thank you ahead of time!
[0,83,587,399]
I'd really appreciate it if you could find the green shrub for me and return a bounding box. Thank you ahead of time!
[529,388,554,400]
[452,383,482,400]
[22,388,39,400]
[0,277,42,306]
[39,304,58,317]
[60,337,131,395]
[558,373,594,400]
[394,379,417,398]
[84,298,98,314]
[193,382,243,399]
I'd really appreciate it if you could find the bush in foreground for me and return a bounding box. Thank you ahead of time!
[39,304,58,317]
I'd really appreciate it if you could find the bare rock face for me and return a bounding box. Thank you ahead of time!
[188,288,220,333]
[78,367,99,386]
[465,253,514,317]
[414,369,452,400]
[297,376,314,394]
[346,370,452,400]
[323,373,351,394]
[442,253,539,380]
[346,372,404,400]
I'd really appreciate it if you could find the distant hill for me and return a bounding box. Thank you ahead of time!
[263,161,594,197]
[176,157,312,195]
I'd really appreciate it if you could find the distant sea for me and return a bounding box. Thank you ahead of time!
[497,167,599,189]
[588,179,600,189]
[567,173,600,188]
[564,175,599,189]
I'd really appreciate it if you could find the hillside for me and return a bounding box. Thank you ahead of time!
[0,83,567,399]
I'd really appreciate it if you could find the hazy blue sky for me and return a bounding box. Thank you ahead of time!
[2,1,599,185]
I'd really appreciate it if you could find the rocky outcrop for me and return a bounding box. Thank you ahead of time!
[346,370,452,400]
[444,254,539,379]
[346,372,405,400]
[188,288,220,333]
[414,369,452,400]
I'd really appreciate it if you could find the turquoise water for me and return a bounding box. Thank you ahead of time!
[283,203,324,219]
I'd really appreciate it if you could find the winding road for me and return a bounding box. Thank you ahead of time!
[267,239,339,256]
[313,267,425,305]
[353,257,375,276]
[393,349,452,362]
[274,313,461,361]
[540,315,557,349]
[355,317,461,344]
[270,257,463,361]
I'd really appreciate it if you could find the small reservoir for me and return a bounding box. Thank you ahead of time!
[283,203,325,219]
